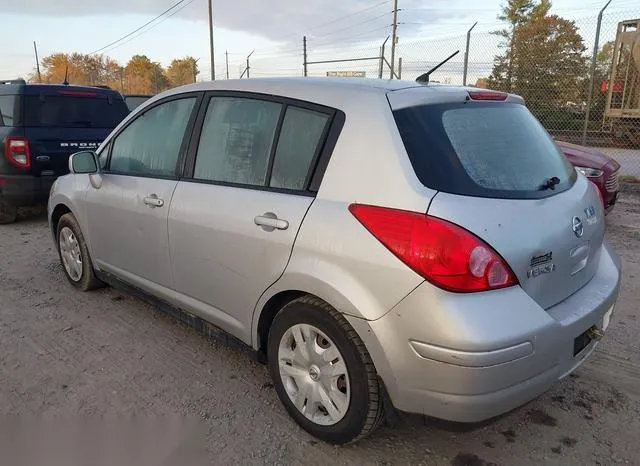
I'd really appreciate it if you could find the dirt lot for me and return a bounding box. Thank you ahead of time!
[0,190,639,466]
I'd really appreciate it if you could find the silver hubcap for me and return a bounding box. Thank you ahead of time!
[278,324,350,426]
[59,226,82,282]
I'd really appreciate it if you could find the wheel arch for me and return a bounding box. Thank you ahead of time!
[50,203,72,239]
[252,270,383,358]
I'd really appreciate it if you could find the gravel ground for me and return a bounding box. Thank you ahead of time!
[0,191,639,466]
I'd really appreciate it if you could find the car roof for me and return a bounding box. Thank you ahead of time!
[174,77,423,95]
[150,77,523,111]
[1,81,122,97]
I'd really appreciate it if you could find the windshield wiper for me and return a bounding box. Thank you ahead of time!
[541,176,561,190]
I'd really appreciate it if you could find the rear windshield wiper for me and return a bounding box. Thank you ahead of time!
[541,176,561,190]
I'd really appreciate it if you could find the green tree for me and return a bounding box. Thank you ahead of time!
[487,1,588,128]
[491,0,552,91]
[166,57,199,87]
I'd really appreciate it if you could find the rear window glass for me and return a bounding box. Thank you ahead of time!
[0,95,19,126]
[393,102,576,199]
[23,95,129,128]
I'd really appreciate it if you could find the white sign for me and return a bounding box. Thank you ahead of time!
[326,71,366,78]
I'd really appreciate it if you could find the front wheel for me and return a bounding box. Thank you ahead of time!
[267,296,384,444]
[56,213,102,291]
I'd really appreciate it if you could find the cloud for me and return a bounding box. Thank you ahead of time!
[2,0,465,45]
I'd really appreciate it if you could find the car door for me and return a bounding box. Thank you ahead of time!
[168,94,334,341]
[85,93,201,295]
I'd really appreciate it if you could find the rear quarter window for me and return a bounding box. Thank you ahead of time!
[23,94,129,129]
[393,101,577,199]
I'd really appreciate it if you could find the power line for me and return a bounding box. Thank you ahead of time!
[311,11,391,40]
[267,0,391,43]
[310,25,391,48]
[98,0,200,55]
[88,0,191,55]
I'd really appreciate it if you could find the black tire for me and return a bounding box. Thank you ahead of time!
[56,213,103,291]
[0,200,17,225]
[267,295,384,444]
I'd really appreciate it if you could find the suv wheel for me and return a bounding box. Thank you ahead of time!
[0,201,17,224]
[56,213,102,291]
[267,296,384,444]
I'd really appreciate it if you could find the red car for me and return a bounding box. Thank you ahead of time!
[556,141,621,214]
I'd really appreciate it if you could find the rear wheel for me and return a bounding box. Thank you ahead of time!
[267,296,384,444]
[0,200,17,224]
[56,213,102,291]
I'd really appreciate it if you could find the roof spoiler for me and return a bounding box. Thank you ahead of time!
[415,50,460,84]
[1,78,26,85]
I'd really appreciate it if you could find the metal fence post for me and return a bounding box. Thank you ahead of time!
[398,57,402,79]
[463,22,477,86]
[582,0,612,145]
[379,36,389,79]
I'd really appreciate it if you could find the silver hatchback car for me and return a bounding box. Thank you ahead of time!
[48,78,621,444]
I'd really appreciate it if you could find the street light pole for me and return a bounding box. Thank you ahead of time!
[208,0,215,80]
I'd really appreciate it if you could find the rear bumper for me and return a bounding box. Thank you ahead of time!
[347,242,621,423]
[0,174,56,206]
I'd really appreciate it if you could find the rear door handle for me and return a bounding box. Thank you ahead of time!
[254,212,289,231]
[143,194,164,208]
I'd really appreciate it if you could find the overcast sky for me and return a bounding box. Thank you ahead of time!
[1,0,638,82]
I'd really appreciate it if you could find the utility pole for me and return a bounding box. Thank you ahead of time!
[33,41,42,83]
[120,67,125,93]
[225,51,229,79]
[303,36,308,77]
[208,0,215,80]
[390,0,399,79]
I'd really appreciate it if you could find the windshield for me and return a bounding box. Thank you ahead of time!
[23,95,129,129]
[393,102,576,199]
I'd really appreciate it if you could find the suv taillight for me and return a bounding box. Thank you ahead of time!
[5,137,31,169]
[349,204,518,293]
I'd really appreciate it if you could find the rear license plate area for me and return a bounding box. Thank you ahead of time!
[573,330,592,356]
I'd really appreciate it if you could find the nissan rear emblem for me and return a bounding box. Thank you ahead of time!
[572,216,584,238]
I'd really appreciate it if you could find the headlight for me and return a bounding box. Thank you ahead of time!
[575,167,604,178]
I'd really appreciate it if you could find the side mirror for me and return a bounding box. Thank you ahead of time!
[69,151,99,174]
[69,151,103,189]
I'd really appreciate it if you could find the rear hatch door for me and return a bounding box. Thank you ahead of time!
[391,91,605,309]
[22,90,129,176]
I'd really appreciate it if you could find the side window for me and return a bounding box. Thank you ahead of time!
[194,97,281,186]
[109,97,196,177]
[270,107,329,190]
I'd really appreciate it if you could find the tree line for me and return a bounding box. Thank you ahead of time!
[34,53,199,95]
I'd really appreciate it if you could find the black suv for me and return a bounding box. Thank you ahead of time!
[0,79,129,223]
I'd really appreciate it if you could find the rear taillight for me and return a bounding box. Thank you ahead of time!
[4,137,31,169]
[349,204,518,293]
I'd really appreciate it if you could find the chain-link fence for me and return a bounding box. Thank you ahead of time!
[219,5,640,179]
